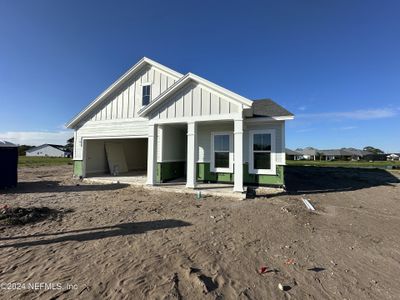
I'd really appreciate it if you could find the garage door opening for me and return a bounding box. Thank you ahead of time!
[84,138,148,180]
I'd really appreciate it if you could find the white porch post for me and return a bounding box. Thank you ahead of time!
[146,124,158,185]
[234,119,244,192]
[186,121,197,188]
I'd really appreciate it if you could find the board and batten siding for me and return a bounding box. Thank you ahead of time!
[73,65,179,160]
[84,65,178,122]
[149,82,240,121]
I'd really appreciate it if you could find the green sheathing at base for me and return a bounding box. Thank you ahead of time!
[196,163,234,183]
[73,160,83,177]
[243,163,284,186]
[157,161,186,183]
[196,163,284,186]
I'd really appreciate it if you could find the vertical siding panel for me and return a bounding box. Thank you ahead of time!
[175,94,184,117]
[160,103,167,119]
[128,82,134,118]
[210,94,219,114]
[123,88,128,118]
[135,77,142,117]
[152,69,161,99]
[220,98,230,114]
[112,97,117,119]
[117,93,123,119]
[167,76,174,88]
[192,85,201,116]
[201,88,210,115]
[167,98,175,118]
[230,102,239,113]
[160,74,167,93]
[183,88,191,117]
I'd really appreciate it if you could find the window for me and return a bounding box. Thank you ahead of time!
[211,132,233,173]
[249,130,275,174]
[142,85,151,106]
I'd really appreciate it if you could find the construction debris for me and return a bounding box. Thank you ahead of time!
[302,198,315,211]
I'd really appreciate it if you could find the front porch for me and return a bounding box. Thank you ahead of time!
[147,118,246,193]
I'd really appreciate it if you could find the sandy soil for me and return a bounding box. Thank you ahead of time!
[0,165,399,299]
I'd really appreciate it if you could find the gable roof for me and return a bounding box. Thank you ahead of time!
[66,57,183,128]
[26,144,68,153]
[138,72,253,117]
[247,99,294,118]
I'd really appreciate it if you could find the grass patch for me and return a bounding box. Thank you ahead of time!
[18,156,72,168]
[286,160,400,168]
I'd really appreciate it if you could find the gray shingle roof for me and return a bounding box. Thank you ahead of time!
[286,148,302,155]
[248,99,294,118]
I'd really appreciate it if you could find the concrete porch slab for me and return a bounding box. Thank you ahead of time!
[83,173,246,199]
[83,173,285,200]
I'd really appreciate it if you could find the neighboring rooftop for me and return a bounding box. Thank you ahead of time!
[285,148,302,155]
[248,99,294,118]
[0,140,18,147]
[26,144,68,152]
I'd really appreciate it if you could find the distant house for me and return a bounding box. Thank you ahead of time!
[341,148,372,160]
[26,144,71,158]
[285,148,303,160]
[296,147,318,160]
[387,153,400,161]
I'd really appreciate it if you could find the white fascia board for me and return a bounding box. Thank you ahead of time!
[139,73,253,117]
[245,116,294,123]
[66,57,183,129]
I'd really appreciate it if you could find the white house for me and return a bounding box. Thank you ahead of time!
[26,144,71,157]
[66,57,293,192]
[387,153,400,161]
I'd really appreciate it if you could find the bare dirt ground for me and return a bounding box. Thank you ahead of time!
[0,165,399,300]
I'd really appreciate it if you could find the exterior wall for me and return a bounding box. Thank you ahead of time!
[195,120,285,185]
[26,146,66,157]
[198,122,234,163]
[197,121,284,167]
[149,82,240,121]
[244,120,285,165]
[74,119,148,160]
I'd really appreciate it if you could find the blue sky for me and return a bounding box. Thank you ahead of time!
[0,0,399,151]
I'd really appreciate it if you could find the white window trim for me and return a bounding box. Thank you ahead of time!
[142,84,152,107]
[249,129,276,175]
[210,131,233,173]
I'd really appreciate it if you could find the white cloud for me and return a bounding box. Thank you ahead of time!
[0,130,73,146]
[297,108,398,120]
[298,105,307,111]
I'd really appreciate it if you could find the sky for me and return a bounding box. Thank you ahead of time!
[0,0,399,152]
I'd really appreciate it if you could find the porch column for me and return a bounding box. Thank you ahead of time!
[146,124,158,185]
[186,121,197,188]
[234,119,244,192]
